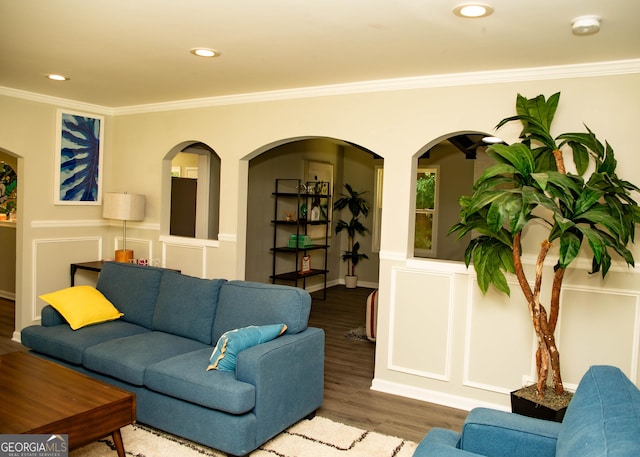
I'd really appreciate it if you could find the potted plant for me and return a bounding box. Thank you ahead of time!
[334,184,370,288]
[450,92,640,419]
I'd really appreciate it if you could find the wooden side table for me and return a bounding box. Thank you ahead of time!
[70,260,106,286]
[70,261,180,286]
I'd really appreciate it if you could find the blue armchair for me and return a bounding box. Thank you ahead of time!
[413,365,640,457]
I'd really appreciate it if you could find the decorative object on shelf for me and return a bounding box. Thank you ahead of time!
[300,255,311,273]
[305,160,333,238]
[103,192,146,263]
[310,204,321,221]
[450,92,640,418]
[285,211,295,222]
[54,109,104,205]
[333,184,370,288]
[288,234,313,248]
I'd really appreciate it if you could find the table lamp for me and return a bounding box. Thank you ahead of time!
[102,192,145,262]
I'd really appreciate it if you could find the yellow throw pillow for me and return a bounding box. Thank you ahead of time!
[39,285,123,330]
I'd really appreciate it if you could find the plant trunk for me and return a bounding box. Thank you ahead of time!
[512,233,565,398]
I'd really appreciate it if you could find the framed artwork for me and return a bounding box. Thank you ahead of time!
[305,160,333,239]
[305,160,333,196]
[54,109,104,205]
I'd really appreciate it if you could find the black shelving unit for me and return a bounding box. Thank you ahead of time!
[270,178,330,299]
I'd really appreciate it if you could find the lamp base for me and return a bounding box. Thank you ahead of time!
[115,250,134,263]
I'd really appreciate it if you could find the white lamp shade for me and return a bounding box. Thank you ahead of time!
[102,192,145,221]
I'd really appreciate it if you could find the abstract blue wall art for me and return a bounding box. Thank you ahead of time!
[55,109,104,205]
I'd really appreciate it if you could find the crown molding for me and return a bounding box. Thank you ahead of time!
[2,59,639,117]
[0,86,115,116]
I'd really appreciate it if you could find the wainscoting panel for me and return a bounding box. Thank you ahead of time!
[463,279,534,394]
[162,242,206,278]
[32,237,102,320]
[558,286,639,384]
[388,267,454,381]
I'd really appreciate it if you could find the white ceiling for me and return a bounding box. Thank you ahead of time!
[1,0,639,108]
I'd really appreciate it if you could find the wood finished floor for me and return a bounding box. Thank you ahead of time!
[0,287,466,443]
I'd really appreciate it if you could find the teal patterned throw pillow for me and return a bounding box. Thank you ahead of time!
[207,324,287,372]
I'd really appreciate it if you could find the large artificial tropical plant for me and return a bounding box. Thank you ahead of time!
[333,184,370,277]
[450,92,640,399]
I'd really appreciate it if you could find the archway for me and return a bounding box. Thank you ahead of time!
[161,141,221,241]
[244,136,382,291]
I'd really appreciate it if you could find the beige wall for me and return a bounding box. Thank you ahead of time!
[2,68,639,413]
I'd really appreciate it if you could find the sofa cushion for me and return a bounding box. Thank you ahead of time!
[83,331,208,386]
[212,281,311,342]
[39,285,123,330]
[556,365,640,457]
[145,348,256,414]
[96,262,164,328]
[152,272,226,345]
[207,324,287,371]
[20,320,150,365]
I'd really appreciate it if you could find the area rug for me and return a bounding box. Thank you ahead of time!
[70,416,416,457]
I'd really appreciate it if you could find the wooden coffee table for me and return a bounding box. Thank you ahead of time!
[0,351,135,457]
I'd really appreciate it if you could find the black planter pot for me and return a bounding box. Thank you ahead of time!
[510,389,568,423]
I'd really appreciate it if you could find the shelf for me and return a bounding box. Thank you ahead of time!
[270,269,328,281]
[272,219,329,225]
[273,192,331,198]
[272,178,330,299]
[271,245,328,253]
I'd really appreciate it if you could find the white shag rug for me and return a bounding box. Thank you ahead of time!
[71,416,417,457]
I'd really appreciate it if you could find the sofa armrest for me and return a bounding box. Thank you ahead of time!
[414,428,484,457]
[459,408,560,457]
[236,327,324,444]
[41,305,66,327]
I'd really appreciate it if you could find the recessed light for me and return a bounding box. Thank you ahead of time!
[46,74,69,81]
[482,136,504,144]
[453,3,494,18]
[190,48,221,58]
[572,16,600,36]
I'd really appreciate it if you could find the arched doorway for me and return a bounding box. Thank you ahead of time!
[244,136,382,290]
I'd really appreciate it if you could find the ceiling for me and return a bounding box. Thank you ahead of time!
[1,0,639,109]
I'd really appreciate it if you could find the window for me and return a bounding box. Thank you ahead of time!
[414,167,438,257]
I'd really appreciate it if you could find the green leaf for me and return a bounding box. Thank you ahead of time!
[574,187,603,215]
[489,143,535,176]
[467,237,514,296]
[487,193,521,232]
[577,226,607,264]
[558,231,582,268]
[474,163,517,187]
[464,190,505,217]
[578,206,624,241]
[566,141,589,176]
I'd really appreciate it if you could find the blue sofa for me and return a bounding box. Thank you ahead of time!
[21,261,325,456]
[413,365,640,457]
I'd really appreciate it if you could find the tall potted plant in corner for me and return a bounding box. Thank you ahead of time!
[334,184,370,288]
[450,92,640,419]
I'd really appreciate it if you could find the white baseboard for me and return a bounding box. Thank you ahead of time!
[370,377,509,413]
[0,290,15,300]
